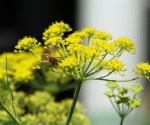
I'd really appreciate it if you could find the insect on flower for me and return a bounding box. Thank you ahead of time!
[41,47,60,67]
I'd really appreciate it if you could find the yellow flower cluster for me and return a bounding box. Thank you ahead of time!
[0,47,43,82]
[14,36,41,52]
[59,56,79,68]
[127,97,141,108]
[0,91,90,125]
[133,62,150,80]
[0,46,75,96]
[92,31,112,40]
[67,43,84,53]
[66,43,101,58]
[105,81,143,120]
[81,27,96,38]
[45,36,63,46]
[65,32,84,44]
[43,21,72,47]
[114,37,136,54]
[104,60,126,75]
[14,21,137,79]
[91,39,117,55]
[24,91,54,112]
[58,56,82,78]
[65,27,96,45]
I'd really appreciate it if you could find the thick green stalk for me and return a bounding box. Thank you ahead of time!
[65,80,83,125]
[120,116,125,125]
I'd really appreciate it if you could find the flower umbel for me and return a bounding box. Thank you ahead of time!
[106,81,118,90]
[127,97,141,108]
[28,22,138,81]
[104,82,143,125]
[104,60,126,75]
[133,62,150,81]
[115,37,136,54]
[14,36,41,53]
[130,83,143,94]
[43,21,72,48]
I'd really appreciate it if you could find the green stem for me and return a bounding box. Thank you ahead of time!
[84,55,95,75]
[30,51,37,57]
[65,80,83,125]
[33,71,46,85]
[86,48,122,77]
[98,70,114,79]
[111,48,123,60]
[126,108,133,116]
[0,102,20,125]
[61,43,68,57]
[86,53,108,76]
[5,57,18,119]
[0,79,9,90]
[109,98,120,115]
[120,116,125,125]
[86,48,123,77]
[55,47,64,59]
[112,90,121,114]
[122,103,125,115]
[84,76,139,82]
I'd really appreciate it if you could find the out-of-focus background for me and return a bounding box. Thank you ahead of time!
[77,0,150,125]
[0,0,150,125]
[0,0,76,52]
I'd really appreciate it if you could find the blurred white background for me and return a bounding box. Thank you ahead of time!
[77,0,150,124]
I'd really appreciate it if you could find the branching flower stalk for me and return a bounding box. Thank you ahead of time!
[14,21,150,125]
[104,82,143,125]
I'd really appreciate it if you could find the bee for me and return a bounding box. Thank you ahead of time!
[41,47,60,67]
[41,53,59,67]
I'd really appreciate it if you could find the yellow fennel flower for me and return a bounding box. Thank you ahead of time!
[67,43,84,54]
[58,56,83,78]
[59,56,80,69]
[43,21,72,45]
[127,97,142,108]
[92,31,112,40]
[14,36,41,52]
[65,31,84,45]
[104,60,126,75]
[83,45,101,58]
[114,37,136,54]
[44,36,64,47]
[80,27,96,38]
[133,62,150,80]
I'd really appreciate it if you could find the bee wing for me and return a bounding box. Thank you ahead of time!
[49,47,55,56]
[44,47,55,56]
